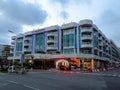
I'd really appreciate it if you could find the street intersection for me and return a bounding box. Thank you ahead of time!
[0,68,120,90]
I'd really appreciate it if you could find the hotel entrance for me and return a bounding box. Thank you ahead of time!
[56,59,69,70]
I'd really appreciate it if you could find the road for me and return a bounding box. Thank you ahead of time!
[0,68,120,90]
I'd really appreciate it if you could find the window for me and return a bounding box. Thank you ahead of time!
[63,33,75,47]
[63,49,74,54]
[16,42,23,51]
[35,33,44,52]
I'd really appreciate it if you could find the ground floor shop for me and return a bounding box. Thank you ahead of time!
[27,58,113,71]
[8,54,117,71]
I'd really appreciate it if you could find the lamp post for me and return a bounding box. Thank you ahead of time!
[8,30,15,34]
[8,30,22,34]
[8,30,17,64]
[29,55,33,71]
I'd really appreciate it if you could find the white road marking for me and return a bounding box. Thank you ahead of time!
[118,75,120,77]
[0,83,9,87]
[7,80,18,84]
[112,74,117,77]
[0,77,5,80]
[24,85,40,90]
[7,80,40,90]
[0,73,5,75]
[106,74,112,76]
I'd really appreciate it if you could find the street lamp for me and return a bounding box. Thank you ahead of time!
[29,55,33,71]
[8,30,17,64]
[8,30,23,35]
[8,30,15,34]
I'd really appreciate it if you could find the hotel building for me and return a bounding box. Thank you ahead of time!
[8,19,120,70]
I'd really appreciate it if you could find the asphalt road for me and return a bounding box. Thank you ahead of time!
[0,69,120,90]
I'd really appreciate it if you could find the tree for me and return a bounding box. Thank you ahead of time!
[0,56,3,69]
[1,45,10,70]
[2,45,10,54]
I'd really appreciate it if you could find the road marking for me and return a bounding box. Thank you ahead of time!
[0,73,5,75]
[0,83,9,87]
[7,80,18,84]
[24,85,40,90]
[8,80,40,90]
[112,74,117,77]
[118,75,120,77]
[106,74,112,76]
[0,77,5,80]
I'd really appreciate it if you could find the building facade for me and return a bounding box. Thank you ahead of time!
[8,19,120,70]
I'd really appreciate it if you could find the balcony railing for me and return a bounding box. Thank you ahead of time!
[99,42,103,46]
[47,47,58,50]
[47,39,55,43]
[81,44,93,48]
[81,28,92,33]
[12,36,16,40]
[47,32,58,36]
[24,37,32,41]
[24,48,32,52]
[81,36,92,40]
[24,42,32,46]
[63,46,75,49]
[11,41,15,44]
[98,37,102,40]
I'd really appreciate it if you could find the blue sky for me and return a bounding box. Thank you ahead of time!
[0,0,120,47]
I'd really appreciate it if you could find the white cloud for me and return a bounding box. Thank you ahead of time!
[0,0,120,46]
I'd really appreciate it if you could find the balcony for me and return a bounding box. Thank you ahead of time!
[81,36,92,40]
[10,45,14,49]
[17,39,23,42]
[17,34,24,38]
[47,46,58,50]
[47,32,58,36]
[12,36,16,40]
[81,28,92,33]
[24,48,32,52]
[99,42,103,46]
[63,46,75,49]
[47,39,55,43]
[24,37,32,41]
[24,42,32,46]
[11,41,15,45]
[98,37,102,40]
[81,44,93,48]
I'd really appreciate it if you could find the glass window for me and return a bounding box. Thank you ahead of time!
[35,33,44,52]
[93,35,98,47]
[16,42,23,51]
[63,33,75,47]
[63,49,74,54]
